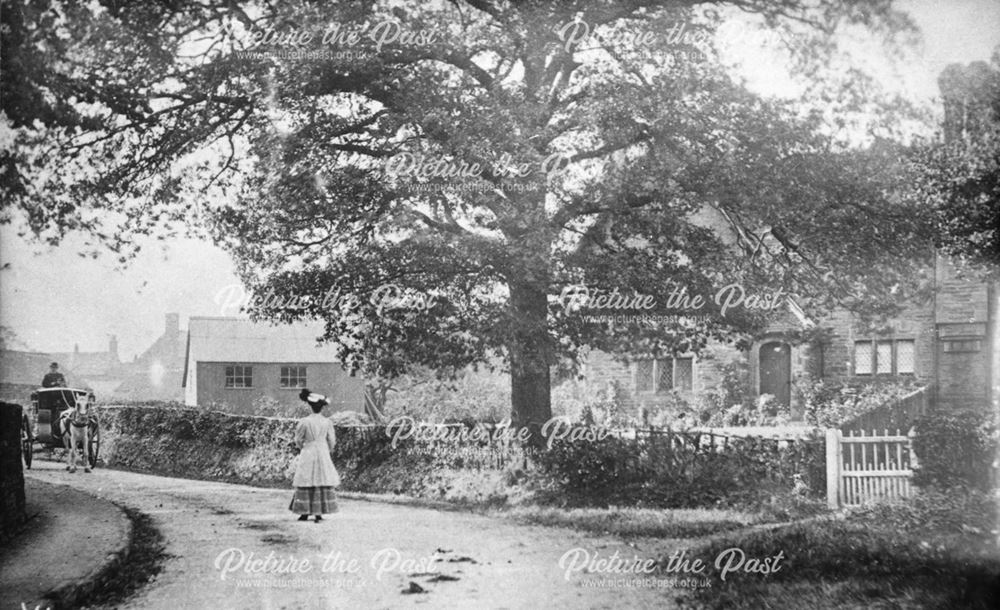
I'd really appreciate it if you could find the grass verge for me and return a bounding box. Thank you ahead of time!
[499,505,763,539]
[678,488,1000,609]
[74,507,170,608]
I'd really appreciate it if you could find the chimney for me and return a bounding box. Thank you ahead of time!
[109,335,118,357]
[166,313,180,335]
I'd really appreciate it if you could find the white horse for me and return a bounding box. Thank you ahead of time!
[60,394,93,473]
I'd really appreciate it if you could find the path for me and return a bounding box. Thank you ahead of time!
[24,461,700,609]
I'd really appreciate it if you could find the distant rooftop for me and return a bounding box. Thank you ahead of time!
[185,317,339,363]
[0,349,80,387]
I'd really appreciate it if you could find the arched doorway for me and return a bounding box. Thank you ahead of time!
[759,341,791,407]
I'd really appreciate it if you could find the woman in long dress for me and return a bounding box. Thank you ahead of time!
[289,389,340,522]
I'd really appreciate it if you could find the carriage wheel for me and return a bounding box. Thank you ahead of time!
[21,415,33,469]
[88,430,100,469]
[22,437,33,469]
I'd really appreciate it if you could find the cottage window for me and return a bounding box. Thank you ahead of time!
[896,340,915,373]
[224,365,253,388]
[675,358,693,390]
[280,366,307,388]
[636,358,693,393]
[657,359,674,390]
[636,360,655,393]
[854,339,915,376]
[853,342,873,375]
[876,341,893,374]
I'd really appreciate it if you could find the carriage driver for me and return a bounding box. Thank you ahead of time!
[42,362,67,388]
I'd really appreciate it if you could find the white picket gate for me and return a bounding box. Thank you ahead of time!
[825,428,917,508]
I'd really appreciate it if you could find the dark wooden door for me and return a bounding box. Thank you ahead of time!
[759,341,791,407]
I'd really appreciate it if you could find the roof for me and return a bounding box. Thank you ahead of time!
[48,351,122,377]
[34,387,93,395]
[133,333,186,367]
[114,368,185,401]
[0,350,81,387]
[185,317,340,364]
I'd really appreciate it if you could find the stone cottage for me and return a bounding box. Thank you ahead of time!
[577,254,997,420]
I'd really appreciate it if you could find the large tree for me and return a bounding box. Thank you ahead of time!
[2,0,935,429]
[912,51,1000,273]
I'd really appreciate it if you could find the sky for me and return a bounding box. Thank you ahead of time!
[1,0,999,361]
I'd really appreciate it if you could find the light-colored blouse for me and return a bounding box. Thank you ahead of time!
[292,413,340,488]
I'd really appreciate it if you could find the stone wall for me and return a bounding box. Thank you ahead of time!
[817,303,936,386]
[580,343,744,416]
[0,402,26,542]
[577,257,995,417]
[934,258,992,409]
[815,258,993,411]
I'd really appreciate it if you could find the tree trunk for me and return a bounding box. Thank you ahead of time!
[508,281,552,442]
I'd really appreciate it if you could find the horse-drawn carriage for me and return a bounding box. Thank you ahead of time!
[21,387,100,471]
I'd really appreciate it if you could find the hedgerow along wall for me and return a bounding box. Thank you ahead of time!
[96,405,826,508]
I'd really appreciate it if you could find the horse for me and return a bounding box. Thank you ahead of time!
[59,393,93,473]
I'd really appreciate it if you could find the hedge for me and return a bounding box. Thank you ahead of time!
[533,430,825,508]
[96,405,825,509]
[97,405,528,504]
[912,410,998,491]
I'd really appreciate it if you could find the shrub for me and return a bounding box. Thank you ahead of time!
[532,430,825,509]
[912,410,997,491]
[586,380,634,427]
[97,405,829,513]
[686,359,792,427]
[639,391,691,427]
[799,377,918,427]
[694,359,755,425]
[553,379,637,427]
[718,395,791,427]
[851,487,997,535]
[382,366,510,422]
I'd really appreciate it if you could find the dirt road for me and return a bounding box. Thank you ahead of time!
[24,461,698,609]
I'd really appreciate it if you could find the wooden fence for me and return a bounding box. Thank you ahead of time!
[840,386,929,433]
[826,428,916,508]
[388,424,824,497]
[403,423,918,508]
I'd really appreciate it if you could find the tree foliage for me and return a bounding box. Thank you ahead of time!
[909,52,1000,273]
[2,0,937,425]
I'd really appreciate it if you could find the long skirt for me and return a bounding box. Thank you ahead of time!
[289,486,338,515]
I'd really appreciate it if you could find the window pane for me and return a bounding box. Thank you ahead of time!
[674,358,693,391]
[636,360,654,393]
[854,342,873,375]
[225,365,252,388]
[280,366,307,388]
[896,340,915,374]
[654,359,672,394]
[876,341,892,374]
